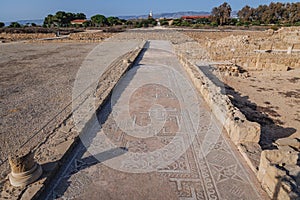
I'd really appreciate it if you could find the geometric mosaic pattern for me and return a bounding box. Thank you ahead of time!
[49,40,265,200]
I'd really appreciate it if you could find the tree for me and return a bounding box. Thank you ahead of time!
[211,7,219,24]
[43,11,87,27]
[159,19,169,26]
[237,2,300,25]
[196,18,210,24]
[172,19,183,26]
[83,21,91,27]
[91,14,108,27]
[44,14,54,27]
[0,22,5,28]
[238,5,253,22]
[9,22,21,28]
[74,13,86,20]
[220,2,232,25]
[252,5,268,22]
[211,2,232,25]
[289,3,300,24]
[125,20,134,26]
[107,16,122,26]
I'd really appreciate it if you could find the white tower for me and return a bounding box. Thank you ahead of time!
[149,10,153,19]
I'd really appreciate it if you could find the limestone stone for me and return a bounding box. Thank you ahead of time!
[8,151,42,187]
[8,151,35,174]
[264,148,299,166]
[275,138,300,150]
[270,63,289,71]
[225,118,260,145]
[258,149,300,199]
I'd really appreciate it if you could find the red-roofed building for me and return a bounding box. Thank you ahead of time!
[71,19,88,25]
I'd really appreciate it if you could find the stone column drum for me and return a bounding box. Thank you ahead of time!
[8,150,42,187]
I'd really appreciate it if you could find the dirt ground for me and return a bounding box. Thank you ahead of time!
[0,42,98,164]
[184,29,300,168]
[223,69,300,167]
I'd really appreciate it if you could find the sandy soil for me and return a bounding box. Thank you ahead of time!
[223,69,300,143]
[184,30,300,168]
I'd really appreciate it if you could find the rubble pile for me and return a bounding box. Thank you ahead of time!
[186,28,300,72]
[69,32,114,42]
[0,33,55,42]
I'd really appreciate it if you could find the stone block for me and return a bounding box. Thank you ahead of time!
[225,118,260,145]
[258,149,300,199]
[270,63,288,71]
[275,138,300,150]
[264,148,299,166]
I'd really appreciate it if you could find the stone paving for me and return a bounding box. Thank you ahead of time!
[43,40,268,199]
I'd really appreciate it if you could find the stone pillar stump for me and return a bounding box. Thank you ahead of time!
[8,150,42,187]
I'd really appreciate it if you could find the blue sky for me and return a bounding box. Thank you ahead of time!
[0,0,298,22]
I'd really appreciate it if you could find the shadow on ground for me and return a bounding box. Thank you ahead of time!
[37,46,147,199]
[199,66,296,150]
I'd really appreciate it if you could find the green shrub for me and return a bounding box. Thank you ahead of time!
[251,21,261,26]
[125,20,133,25]
[236,22,243,26]
[151,20,157,26]
[229,18,238,25]
[136,22,142,28]
[244,21,250,26]
[160,20,169,26]
[180,21,191,27]
[294,22,300,26]
[210,22,218,27]
[271,25,279,31]
[172,19,182,26]
[9,22,21,28]
[192,24,203,29]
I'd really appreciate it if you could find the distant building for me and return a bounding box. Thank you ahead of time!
[71,19,88,25]
[148,10,153,19]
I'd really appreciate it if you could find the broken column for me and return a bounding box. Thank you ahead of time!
[8,150,42,187]
[287,44,294,54]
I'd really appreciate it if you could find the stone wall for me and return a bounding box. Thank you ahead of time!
[184,29,300,199]
[180,54,300,199]
[0,32,114,43]
[0,33,56,42]
[69,32,114,42]
[186,27,300,72]
[178,54,261,145]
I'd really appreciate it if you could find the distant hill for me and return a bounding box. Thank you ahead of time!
[119,11,211,20]
[5,19,44,26]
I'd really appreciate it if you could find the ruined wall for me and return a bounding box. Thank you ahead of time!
[0,33,56,42]
[69,32,114,42]
[184,29,300,199]
[186,27,300,72]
